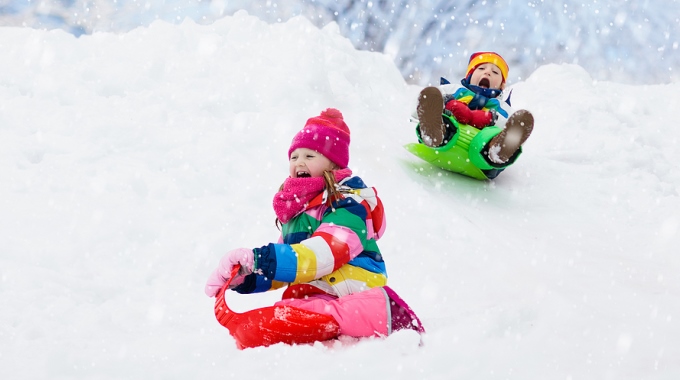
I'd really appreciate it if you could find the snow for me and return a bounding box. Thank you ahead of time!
[1,12,679,379]
[4,1,680,86]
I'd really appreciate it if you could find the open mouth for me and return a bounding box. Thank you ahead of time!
[478,78,490,88]
[296,171,311,178]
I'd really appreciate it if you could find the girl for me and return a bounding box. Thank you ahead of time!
[205,108,424,337]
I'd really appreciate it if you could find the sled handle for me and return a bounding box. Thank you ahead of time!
[214,264,242,327]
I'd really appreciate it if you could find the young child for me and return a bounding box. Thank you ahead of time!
[205,108,424,338]
[415,52,534,178]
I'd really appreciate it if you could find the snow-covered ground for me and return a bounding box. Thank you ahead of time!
[1,12,679,380]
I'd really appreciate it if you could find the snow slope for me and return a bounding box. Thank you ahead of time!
[1,12,679,380]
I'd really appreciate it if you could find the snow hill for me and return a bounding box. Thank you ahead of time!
[1,12,679,380]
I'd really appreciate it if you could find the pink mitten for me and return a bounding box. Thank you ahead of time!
[204,248,255,297]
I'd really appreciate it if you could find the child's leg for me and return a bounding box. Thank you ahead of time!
[275,287,425,337]
[466,110,534,173]
[486,110,534,164]
[275,287,389,337]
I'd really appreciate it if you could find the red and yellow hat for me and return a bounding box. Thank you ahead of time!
[465,52,509,83]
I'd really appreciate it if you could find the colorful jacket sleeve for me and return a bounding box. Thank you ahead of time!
[233,177,385,294]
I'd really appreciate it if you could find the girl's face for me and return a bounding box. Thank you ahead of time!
[469,63,504,90]
[289,148,337,178]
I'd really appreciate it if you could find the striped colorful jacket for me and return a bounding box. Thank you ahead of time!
[233,175,387,297]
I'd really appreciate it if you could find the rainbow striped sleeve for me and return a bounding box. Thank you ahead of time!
[232,177,385,295]
[275,207,366,284]
[250,195,370,286]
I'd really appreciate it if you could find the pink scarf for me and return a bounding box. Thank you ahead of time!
[273,168,353,224]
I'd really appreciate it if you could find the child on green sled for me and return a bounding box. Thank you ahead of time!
[413,51,534,179]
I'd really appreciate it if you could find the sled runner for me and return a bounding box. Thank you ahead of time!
[214,265,341,349]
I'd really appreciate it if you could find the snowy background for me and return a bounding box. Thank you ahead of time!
[1,0,679,85]
[1,8,680,380]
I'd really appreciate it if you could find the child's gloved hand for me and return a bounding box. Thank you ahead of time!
[204,248,255,297]
[444,99,473,125]
[469,110,495,129]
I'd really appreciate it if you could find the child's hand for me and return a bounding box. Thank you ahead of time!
[444,99,473,125]
[469,110,495,129]
[204,248,255,297]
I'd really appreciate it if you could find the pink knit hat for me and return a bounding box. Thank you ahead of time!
[288,108,351,168]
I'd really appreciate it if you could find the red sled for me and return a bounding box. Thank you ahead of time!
[214,265,341,349]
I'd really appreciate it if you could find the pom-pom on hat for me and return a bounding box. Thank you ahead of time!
[288,108,351,168]
[465,52,509,83]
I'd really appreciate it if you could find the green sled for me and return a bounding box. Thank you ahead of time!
[405,114,521,180]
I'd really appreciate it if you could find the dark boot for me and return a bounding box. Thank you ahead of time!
[383,286,425,334]
[487,109,534,164]
[417,86,446,147]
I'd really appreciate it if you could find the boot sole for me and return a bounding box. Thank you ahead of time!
[489,109,534,163]
[417,87,445,147]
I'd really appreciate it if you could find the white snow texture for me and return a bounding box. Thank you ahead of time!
[1,10,679,380]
